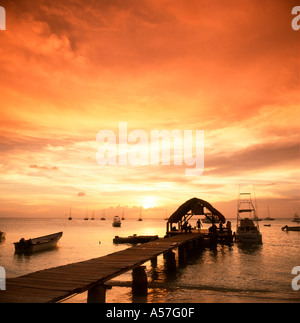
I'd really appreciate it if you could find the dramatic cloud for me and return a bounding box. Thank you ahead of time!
[0,0,299,217]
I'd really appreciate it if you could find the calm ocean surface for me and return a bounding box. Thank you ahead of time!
[0,217,299,303]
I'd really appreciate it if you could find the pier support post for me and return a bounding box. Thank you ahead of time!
[151,256,157,268]
[87,284,111,303]
[178,245,187,267]
[132,266,148,296]
[164,250,176,273]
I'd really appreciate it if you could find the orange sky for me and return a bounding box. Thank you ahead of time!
[0,0,299,218]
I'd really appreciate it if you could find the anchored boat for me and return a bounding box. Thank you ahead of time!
[14,231,63,253]
[292,213,300,223]
[113,234,159,244]
[236,193,262,244]
[112,215,121,227]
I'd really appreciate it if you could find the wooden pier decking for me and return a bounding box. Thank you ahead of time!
[0,232,214,303]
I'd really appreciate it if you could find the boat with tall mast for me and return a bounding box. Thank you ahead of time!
[292,213,300,223]
[100,209,106,220]
[138,207,143,221]
[84,208,89,220]
[264,206,275,221]
[236,192,262,244]
[90,211,94,220]
[68,207,72,220]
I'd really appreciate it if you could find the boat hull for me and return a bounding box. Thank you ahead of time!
[236,233,262,244]
[113,235,158,244]
[282,226,300,232]
[14,232,63,253]
[112,216,121,227]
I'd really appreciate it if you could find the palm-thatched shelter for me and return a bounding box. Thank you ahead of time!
[166,197,226,236]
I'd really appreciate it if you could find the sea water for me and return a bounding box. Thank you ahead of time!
[0,217,299,303]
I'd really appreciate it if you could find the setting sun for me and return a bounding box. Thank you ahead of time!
[142,196,157,209]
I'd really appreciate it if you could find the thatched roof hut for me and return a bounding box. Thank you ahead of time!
[166,197,226,235]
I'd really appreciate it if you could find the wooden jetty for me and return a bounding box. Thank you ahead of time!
[0,232,222,303]
[0,197,232,303]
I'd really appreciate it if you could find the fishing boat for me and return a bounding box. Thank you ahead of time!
[113,234,159,244]
[112,215,121,227]
[291,213,300,223]
[0,231,6,241]
[14,232,63,253]
[236,193,262,244]
[281,225,300,232]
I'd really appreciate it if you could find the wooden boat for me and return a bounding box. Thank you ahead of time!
[14,232,63,253]
[264,224,271,227]
[0,231,6,241]
[112,215,121,227]
[236,193,262,244]
[113,234,158,244]
[281,225,300,232]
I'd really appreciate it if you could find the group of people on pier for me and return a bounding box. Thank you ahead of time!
[180,219,232,235]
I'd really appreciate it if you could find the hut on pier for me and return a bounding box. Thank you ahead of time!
[166,197,226,236]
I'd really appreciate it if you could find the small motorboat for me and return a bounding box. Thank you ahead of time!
[112,215,121,227]
[14,232,63,253]
[113,234,159,244]
[281,225,300,232]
